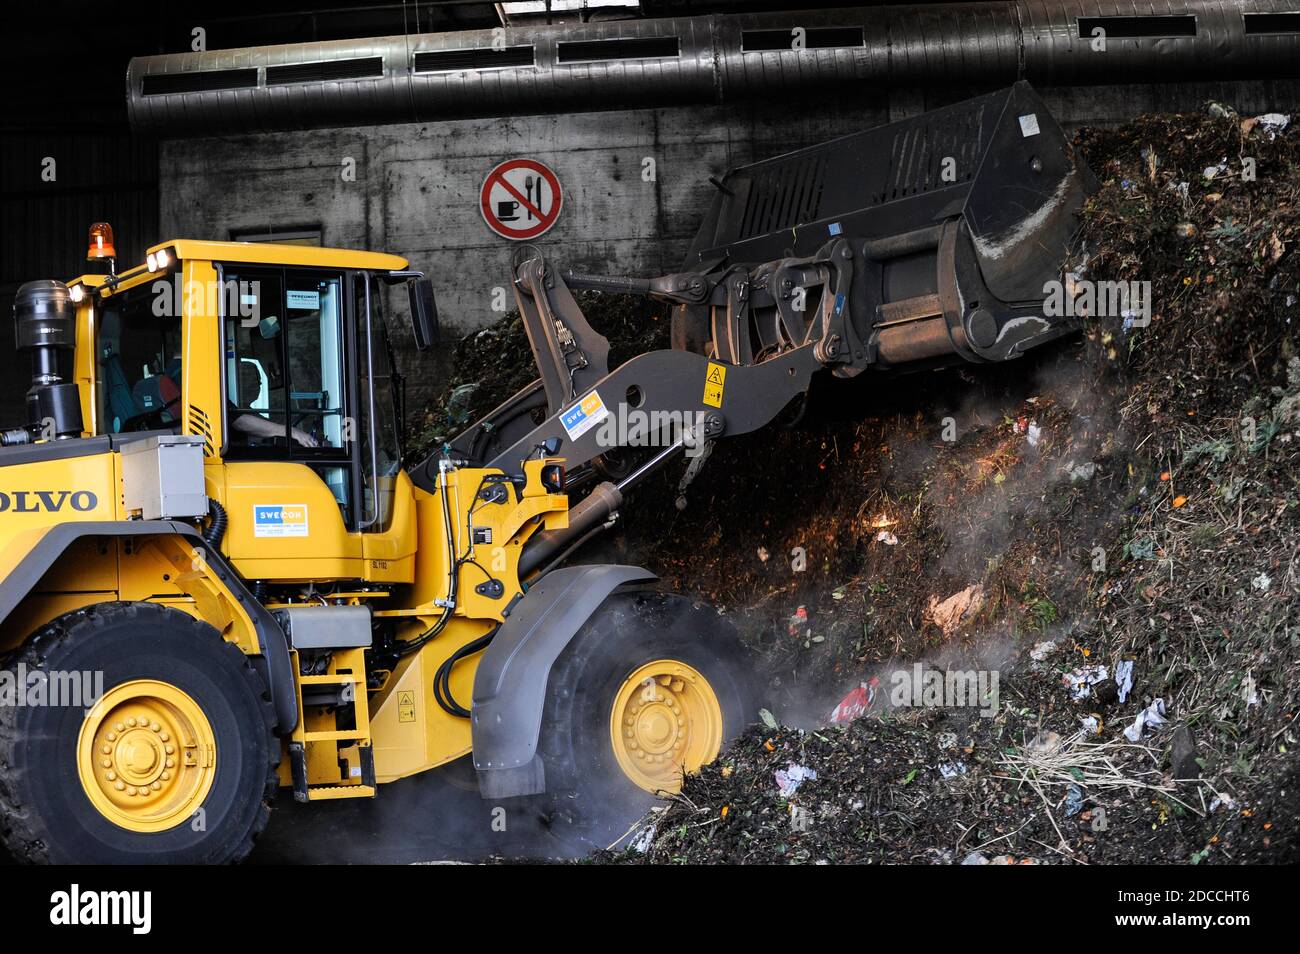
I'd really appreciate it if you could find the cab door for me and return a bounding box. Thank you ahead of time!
[218,265,361,580]
[216,265,415,583]
[352,271,417,579]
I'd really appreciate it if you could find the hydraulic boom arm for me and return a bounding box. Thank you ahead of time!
[410,82,1094,570]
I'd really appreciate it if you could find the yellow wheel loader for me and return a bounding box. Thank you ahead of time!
[0,83,1092,863]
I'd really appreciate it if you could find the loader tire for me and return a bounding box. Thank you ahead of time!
[0,601,278,864]
[531,591,754,848]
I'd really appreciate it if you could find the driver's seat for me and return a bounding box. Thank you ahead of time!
[102,350,141,430]
[129,359,182,424]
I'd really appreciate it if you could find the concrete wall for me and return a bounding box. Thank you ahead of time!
[158,78,1300,414]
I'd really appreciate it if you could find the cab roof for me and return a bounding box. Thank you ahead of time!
[69,239,409,289]
[155,239,409,272]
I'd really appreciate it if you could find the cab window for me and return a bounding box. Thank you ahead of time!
[96,281,182,434]
[222,269,347,453]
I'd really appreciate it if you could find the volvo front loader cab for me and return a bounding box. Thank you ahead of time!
[0,82,1091,864]
[0,233,750,862]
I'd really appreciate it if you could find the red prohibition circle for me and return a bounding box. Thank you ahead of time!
[480,158,563,240]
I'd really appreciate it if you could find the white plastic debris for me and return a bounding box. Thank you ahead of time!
[875,530,898,545]
[1026,422,1043,447]
[1063,665,1109,701]
[961,851,990,865]
[1080,715,1101,736]
[939,761,968,779]
[630,821,658,854]
[1255,113,1290,140]
[1209,793,1237,813]
[1241,673,1260,707]
[1251,573,1272,592]
[1068,461,1098,482]
[757,546,770,563]
[1115,660,1134,704]
[1203,159,1229,180]
[775,763,817,797]
[1029,639,1057,661]
[1123,698,1168,742]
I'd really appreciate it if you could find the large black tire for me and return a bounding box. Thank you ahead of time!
[0,602,278,864]
[530,591,755,850]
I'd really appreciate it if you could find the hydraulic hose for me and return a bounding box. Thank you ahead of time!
[202,499,228,548]
[433,625,499,718]
[396,461,461,657]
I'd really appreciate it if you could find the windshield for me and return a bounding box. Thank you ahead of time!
[96,281,182,434]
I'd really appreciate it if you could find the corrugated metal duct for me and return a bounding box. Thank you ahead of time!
[127,1,1300,135]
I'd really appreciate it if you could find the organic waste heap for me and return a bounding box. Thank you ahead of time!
[418,104,1299,864]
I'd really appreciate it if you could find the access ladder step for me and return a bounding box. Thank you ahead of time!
[288,742,377,802]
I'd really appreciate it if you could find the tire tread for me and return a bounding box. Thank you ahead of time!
[0,601,279,865]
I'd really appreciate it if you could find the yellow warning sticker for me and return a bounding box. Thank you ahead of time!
[703,362,727,408]
[398,690,416,724]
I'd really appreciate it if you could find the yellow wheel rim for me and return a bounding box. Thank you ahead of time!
[610,659,724,795]
[77,680,217,833]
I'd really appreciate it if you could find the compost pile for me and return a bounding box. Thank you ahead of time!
[420,105,1300,864]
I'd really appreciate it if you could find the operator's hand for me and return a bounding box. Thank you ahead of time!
[291,427,318,448]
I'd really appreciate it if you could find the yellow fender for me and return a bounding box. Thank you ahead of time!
[0,520,298,734]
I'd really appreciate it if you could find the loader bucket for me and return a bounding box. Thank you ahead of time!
[685,81,1096,368]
